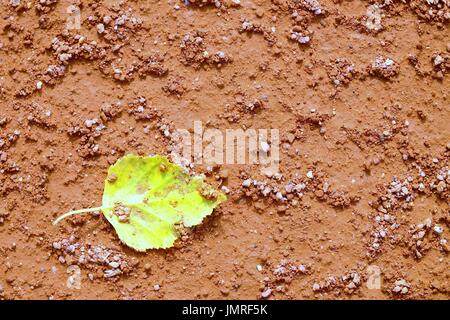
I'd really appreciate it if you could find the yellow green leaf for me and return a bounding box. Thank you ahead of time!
[53,154,227,251]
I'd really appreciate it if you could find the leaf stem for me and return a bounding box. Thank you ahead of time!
[53,206,108,226]
[53,198,176,226]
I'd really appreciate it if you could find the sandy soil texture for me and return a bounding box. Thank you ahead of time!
[0,0,449,300]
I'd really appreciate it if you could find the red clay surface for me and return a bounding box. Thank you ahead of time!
[0,0,449,299]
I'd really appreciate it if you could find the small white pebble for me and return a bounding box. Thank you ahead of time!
[242,179,252,188]
[221,186,230,194]
[261,288,272,298]
[97,23,105,34]
[433,225,443,234]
